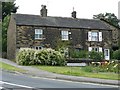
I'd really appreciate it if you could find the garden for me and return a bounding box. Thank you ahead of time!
[16,48,120,80]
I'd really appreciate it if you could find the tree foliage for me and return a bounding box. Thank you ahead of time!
[2,2,18,20]
[93,13,119,27]
[2,15,10,52]
[113,49,120,60]
[2,2,18,53]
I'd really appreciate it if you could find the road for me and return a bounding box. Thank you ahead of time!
[0,71,119,90]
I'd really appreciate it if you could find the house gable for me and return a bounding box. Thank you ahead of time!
[7,14,17,59]
[100,19,120,49]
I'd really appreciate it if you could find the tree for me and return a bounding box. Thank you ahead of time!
[2,15,10,53]
[2,2,18,20]
[2,2,18,57]
[93,13,119,27]
[113,49,120,60]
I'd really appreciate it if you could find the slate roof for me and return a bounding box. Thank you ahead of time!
[13,13,111,30]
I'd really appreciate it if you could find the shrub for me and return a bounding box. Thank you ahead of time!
[35,48,66,66]
[113,49,120,60]
[16,48,36,65]
[16,48,66,66]
[89,51,103,61]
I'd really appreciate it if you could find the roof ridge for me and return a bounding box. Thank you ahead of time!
[14,13,101,21]
[14,13,111,30]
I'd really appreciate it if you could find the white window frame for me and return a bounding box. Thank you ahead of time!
[99,47,102,52]
[92,47,99,52]
[88,31,102,42]
[99,32,102,41]
[88,32,92,41]
[35,46,43,50]
[35,29,43,39]
[88,47,102,52]
[104,49,110,60]
[61,31,69,40]
[91,32,99,41]
[88,47,92,51]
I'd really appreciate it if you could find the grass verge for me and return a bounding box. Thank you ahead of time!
[0,61,26,73]
[34,66,119,80]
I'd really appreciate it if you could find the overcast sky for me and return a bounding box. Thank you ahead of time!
[15,0,119,19]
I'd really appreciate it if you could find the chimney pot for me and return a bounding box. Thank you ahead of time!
[72,11,77,18]
[40,5,47,17]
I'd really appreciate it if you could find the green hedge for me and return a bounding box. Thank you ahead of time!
[89,51,103,61]
[16,48,66,66]
[70,50,88,58]
[113,49,120,60]
[70,50,103,61]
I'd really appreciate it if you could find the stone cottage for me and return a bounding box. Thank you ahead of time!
[7,5,119,60]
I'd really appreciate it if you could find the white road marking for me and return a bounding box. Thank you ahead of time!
[0,81,34,88]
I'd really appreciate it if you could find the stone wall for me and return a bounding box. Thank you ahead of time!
[101,20,120,47]
[16,26,34,48]
[16,25,112,51]
[85,29,112,50]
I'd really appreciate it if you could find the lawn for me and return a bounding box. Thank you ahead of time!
[34,65,119,80]
[0,61,26,73]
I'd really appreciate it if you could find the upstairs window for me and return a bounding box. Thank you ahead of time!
[35,29,43,39]
[91,32,98,41]
[61,31,68,40]
[88,31,102,41]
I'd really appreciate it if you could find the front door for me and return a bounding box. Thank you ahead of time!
[104,49,110,60]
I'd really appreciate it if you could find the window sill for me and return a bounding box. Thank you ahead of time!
[35,38,43,40]
[62,39,69,41]
[88,41,102,42]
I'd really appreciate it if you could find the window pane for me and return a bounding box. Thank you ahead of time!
[35,34,39,39]
[35,29,43,39]
[36,47,38,50]
[62,31,68,35]
[62,35,68,40]
[39,29,43,34]
[64,31,68,35]
[91,32,98,41]
[35,46,43,50]
[38,34,42,39]
[92,47,98,52]
[92,32,97,36]
[61,31,68,40]
[39,47,42,49]
[35,29,43,34]
[95,48,98,52]
[35,29,39,34]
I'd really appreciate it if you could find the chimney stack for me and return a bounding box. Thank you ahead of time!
[40,5,47,17]
[71,11,77,18]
